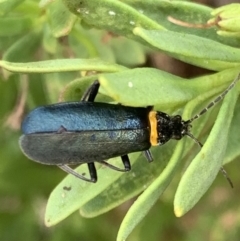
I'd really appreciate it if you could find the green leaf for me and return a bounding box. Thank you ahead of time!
[42,25,58,54]
[45,156,136,226]
[80,142,175,218]
[27,74,49,107]
[69,27,116,61]
[98,68,240,112]
[3,31,41,62]
[63,0,164,37]
[63,0,240,46]
[14,0,40,15]
[99,68,196,111]
[0,0,25,16]
[0,58,127,73]
[69,26,147,66]
[39,0,54,8]
[110,37,147,66]
[0,16,32,36]
[174,85,239,217]
[0,74,18,119]
[224,98,240,164]
[45,133,175,227]
[133,28,240,71]
[44,71,82,103]
[46,0,77,37]
[117,141,184,241]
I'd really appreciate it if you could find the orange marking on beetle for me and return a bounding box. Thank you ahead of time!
[148,111,158,146]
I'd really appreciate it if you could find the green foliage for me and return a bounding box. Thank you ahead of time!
[1,0,240,241]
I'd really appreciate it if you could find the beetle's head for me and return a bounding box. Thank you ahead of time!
[154,112,202,147]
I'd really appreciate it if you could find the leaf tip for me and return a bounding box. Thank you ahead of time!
[44,216,53,227]
[174,206,184,217]
[132,26,142,36]
[44,207,57,227]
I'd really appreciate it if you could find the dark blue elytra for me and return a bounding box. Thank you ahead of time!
[20,102,152,165]
[22,102,150,134]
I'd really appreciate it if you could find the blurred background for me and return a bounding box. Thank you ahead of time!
[1,0,240,240]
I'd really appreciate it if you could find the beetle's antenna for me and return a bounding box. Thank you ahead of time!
[188,73,240,123]
[183,74,240,188]
[185,133,234,188]
[185,132,203,148]
[220,167,234,188]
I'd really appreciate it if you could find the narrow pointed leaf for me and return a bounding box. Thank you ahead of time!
[224,99,240,164]
[80,142,175,218]
[174,87,238,217]
[0,59,126,73]
[45,156,131,226]
[117,141,184,241]
[133,28,240,71]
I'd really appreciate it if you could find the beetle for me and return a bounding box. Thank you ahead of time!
[19,74,239,183]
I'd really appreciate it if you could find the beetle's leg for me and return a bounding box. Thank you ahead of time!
[87,162,97,182]
[121,154,131,171]
[81,80,100,102]
[100,158,131,172]
[144,150,153,162]
[58,164,97,183]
